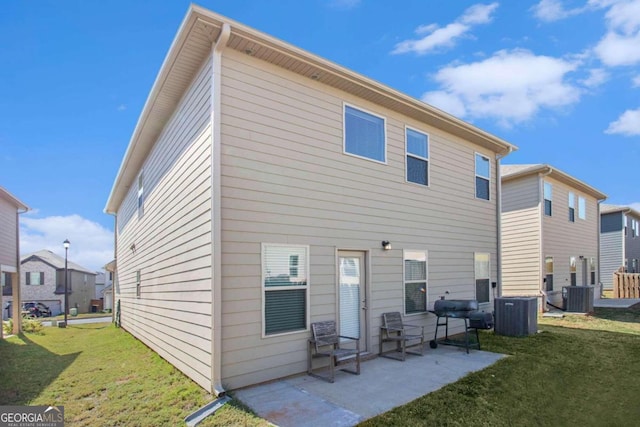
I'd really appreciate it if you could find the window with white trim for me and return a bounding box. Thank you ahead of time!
[570,257,577,286]
[136,270,141,297]
[475,253,490,303]
[406,128,429,186]
[544,182,552,216]
[578,196,586,220]
[475,154,490,200]
[545,256,554,291]
[263,244,308,335]
[26,271,44,286]
[137,172,144,218]
[590,257,596,285]
[568,192,575,222]
[404,250,427,314]
[344,105,386,163]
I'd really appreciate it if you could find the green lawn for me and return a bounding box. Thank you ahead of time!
[1,306,639,426]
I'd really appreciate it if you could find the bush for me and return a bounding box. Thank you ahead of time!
[2,318,44,335]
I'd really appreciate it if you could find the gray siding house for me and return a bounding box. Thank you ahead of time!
[501,164,606,309]
[4,250,97,316]
[600,204,640,289]
[0,186,28,335]
[105,5,516,393]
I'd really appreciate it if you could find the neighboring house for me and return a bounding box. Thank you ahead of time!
[4,250,97,316]
[95,271,113,299]
[0,186,28,335]
[501,164,607,309]
[104,5,516,394]
[600,204,640,289]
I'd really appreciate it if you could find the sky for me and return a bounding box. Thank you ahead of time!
[1,0,639,271]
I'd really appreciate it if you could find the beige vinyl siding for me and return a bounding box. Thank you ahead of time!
[219,49,499,389]
[115,56,214,391]
[542,176,599,303]
[501,175,541,296]
[0,201,17,267]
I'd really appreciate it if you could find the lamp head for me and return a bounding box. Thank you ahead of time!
[63,239,70,249]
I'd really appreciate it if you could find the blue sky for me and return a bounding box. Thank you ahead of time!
[1,0,639,270]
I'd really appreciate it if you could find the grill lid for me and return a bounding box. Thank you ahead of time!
[433,299,479,315]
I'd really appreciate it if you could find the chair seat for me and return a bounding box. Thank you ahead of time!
[379,312,425,361]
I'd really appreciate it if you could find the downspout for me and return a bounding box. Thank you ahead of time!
[538,167,553,311]
[211,22,230,397]
[596,198,605,297]
[495,146,513,299]
[13,207,28,335]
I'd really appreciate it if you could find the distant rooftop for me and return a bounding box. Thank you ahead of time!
[21,249,96,275]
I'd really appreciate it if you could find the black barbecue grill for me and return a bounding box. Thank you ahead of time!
[429,299,494,353]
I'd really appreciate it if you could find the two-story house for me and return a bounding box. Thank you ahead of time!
[105,5,516,394]
[0,186,28,335]
[5,250,97,316]
[600,204,640,289]
[501,164,606,310]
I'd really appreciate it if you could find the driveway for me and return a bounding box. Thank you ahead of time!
[234,345,504,427]
[42,316,112,326]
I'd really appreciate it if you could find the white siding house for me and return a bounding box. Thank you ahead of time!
[501,165,606,310]
[600,204,640,289]
[105,5,516,393]
[0,186,28,336]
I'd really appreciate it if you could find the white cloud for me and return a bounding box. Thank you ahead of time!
[117,104,127,111]
[531,0,586,22]
[580,68,609,87]
[594,0,640,66]
[20,214,114,272]
[392,3,499,55]
[632,74,640,87]
[605,108,640,135]
[630,202,640,212]
[422,49,582,126]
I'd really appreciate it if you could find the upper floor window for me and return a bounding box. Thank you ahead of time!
[404,250,428,314]
[475,154,490,200]
[344,105,386,163]
[26,272,44,286]
[631,219,639,238]
[406,128,429,186]
[137,172,144,218]
[544,182,552,216]
[578,196,586,220]
[568,192,575,222]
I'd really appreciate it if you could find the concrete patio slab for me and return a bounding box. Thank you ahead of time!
[233,345,504,427]
[594,298,640,308]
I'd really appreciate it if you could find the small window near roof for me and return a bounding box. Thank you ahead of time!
[544,182,552,216]
[568,192,575,222]
[578,196,586,220]
[344,105,386,163]
[475,154,490,200]
[406,128,429,186]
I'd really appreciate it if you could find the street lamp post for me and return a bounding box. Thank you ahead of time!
[63,239,70,327]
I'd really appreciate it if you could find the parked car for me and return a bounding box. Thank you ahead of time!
[22,302,52,318]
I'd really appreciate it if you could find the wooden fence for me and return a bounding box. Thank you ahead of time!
[613,270,640,298]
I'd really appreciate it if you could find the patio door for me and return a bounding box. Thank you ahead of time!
[338,251,367,351]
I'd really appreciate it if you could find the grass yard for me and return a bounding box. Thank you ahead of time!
[2,306,639,426]
[362,304,640,427]
[0,324,267,427]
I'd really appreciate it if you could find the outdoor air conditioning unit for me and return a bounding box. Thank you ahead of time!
[563,286,594,313]
[494,297,537,337]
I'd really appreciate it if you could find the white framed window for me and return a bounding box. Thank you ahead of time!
[570,257,577,286]
[405,127,429,186]
[137,171,144,218]
[544,182,552,216]
[263,244,309,336]
[475,154,490,200]
[26,271,44,286]
[578,196,586,220]
[568,192,575,222]
[136,270,141,297]
[474,253,490,303]
[633,259,638,273]
[545,256,554,291]
[343,104,386,163]
[590,257,596,285]
[404,250,427,314]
